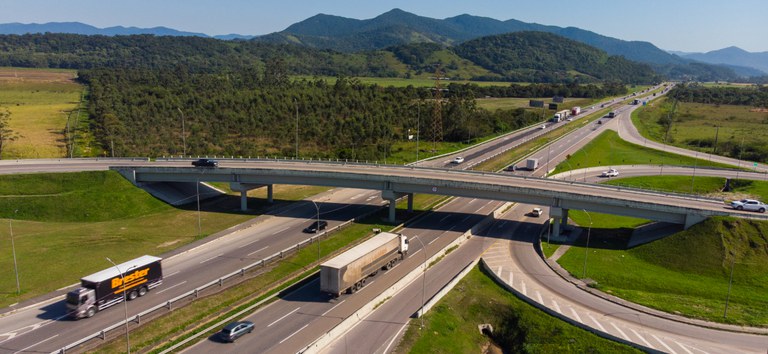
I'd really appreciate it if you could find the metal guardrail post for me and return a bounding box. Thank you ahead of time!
[100,330,106,339]
[194,289,199,298]
[219,278,223,286]
[240,268,245,276]
[166,301,172,310]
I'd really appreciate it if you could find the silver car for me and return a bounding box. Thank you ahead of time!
[730,199,767,213]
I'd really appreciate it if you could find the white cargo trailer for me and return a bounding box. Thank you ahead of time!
[320,232,409,297]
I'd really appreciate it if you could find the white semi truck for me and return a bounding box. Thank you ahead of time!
[320,232,409,297]
[66,255,163,319]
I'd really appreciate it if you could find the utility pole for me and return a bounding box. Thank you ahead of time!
[177,108,186,156]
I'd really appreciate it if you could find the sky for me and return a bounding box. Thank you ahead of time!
[1,0,766,53]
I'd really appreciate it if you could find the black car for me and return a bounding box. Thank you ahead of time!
[218,321,254,342]
[192,158,218,167]
[303,220,328,233]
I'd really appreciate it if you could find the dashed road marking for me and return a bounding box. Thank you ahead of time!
[199,254,222,264]
[247,246,269,256]
[521,281,527,296]
[13,334,58,354]
[156,281,187,294]
[279,324,309,344]
[535,290,543,304]
[321,300,345,317]
[268,307,301,327]
[270,227,289,235]
[674,341,695,354]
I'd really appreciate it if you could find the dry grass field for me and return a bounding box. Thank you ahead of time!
[0,68,83,158]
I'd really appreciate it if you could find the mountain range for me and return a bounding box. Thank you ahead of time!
[0,21,254,40]
[1,9,765,79]
[673,46,768,75]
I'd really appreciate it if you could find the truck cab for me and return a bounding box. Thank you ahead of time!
[66,287,98,318]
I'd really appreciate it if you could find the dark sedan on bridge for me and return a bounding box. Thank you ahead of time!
[192,158,219,167]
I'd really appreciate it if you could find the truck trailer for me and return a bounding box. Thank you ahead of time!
[571,106,581,115]
[526,158,539,170]
[66,255,163,319]
[320,232,408,297]
[552,109,569,122]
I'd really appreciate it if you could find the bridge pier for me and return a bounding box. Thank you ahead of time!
[549,207,569,241]
[381,190,412,223]
[230,182,273,211]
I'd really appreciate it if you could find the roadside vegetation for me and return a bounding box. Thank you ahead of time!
[0,68,96,158]
[557,217,768,326]
[551,130,738,176]
[633,85,768,164]
[0,171,356,307]
[395,266,641,353]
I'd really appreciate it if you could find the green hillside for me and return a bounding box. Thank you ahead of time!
[558,217,768,325]
[453,32,657,83]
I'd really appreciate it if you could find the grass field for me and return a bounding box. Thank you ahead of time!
[552,130,738,175]
[605,175,768,201]
[632,98,768,161]
[557,217,768,326]
[0,68,86,159]
[0,171,352,307]
[395,266,640,353]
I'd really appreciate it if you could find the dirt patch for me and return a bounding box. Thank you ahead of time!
[0,68,77,83]
[750,108,768,113]
[158,239,183,248]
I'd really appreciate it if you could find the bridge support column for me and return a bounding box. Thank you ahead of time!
[407,193,414,213]
[684,213,706,229]
[381,190,407,223]
[230,182,273,211]
[549,207,567,241]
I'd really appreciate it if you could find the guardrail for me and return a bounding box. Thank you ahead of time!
[54,218,356,353]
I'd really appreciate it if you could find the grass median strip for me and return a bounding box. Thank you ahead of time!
[395,266,640,353]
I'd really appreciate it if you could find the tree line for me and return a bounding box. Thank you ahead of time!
[668,84,768,107]
[80,67,543,159]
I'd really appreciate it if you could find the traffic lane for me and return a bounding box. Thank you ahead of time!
[509,221,768,351]
[0,192,385,352]
[321,205,522,354]
[555,165,768,184]
[184,198,500,353]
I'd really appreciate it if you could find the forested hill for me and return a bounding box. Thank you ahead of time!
[0,32,656,83]
[452,32,656,83]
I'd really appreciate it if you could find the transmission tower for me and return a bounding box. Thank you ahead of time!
[431,64,443,151]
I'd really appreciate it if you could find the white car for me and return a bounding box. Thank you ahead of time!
[730,199,766,213]
[530,207,542,217]
[451,156,464,164]
[540,124,546,129]
[601,168,619,177]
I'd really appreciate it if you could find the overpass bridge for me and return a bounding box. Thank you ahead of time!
[112,160,766,237]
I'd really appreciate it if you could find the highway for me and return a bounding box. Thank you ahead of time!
[2,84,766,353]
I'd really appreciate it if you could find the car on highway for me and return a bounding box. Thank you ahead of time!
[451,156,465,164]
[303,220,328,233]
[601,168,619,177]
[540,124,546,129]
[192,158,219,167]
[730,199,767,213]
[529,207,542,217]
[218,321,254,342]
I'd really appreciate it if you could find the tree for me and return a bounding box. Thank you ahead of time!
[0,107,20,159]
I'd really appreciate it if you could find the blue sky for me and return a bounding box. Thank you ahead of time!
[1,0,765,52]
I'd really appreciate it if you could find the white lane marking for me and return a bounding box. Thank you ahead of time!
[366,196,376,201]
[247,246,269,256]
[384,322,409,354]
[468,198,477,204]
[551,300,561,314]
[460,215,472,224]
[13,334,58,354]
[439,214,451,223]
[630,328,655,349]
[535,291,543,304]
[610,322,630,341]
[321,300,345,317]
[165,271,180,278]
[350,193,365,200]
[279,324,309,344]
[675,341,695,354]
[569,307,582,323]
[199,254,222,264]
[268,307,302,328]
[411,249,421,257]
[508,272,513,286]
[587,313,606,332]
[496,266,502,275]
[271,227,289,235]
[520,281,527,296]
[428,238,437,245]
[155,281,187,294]
[651,334,677,354]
